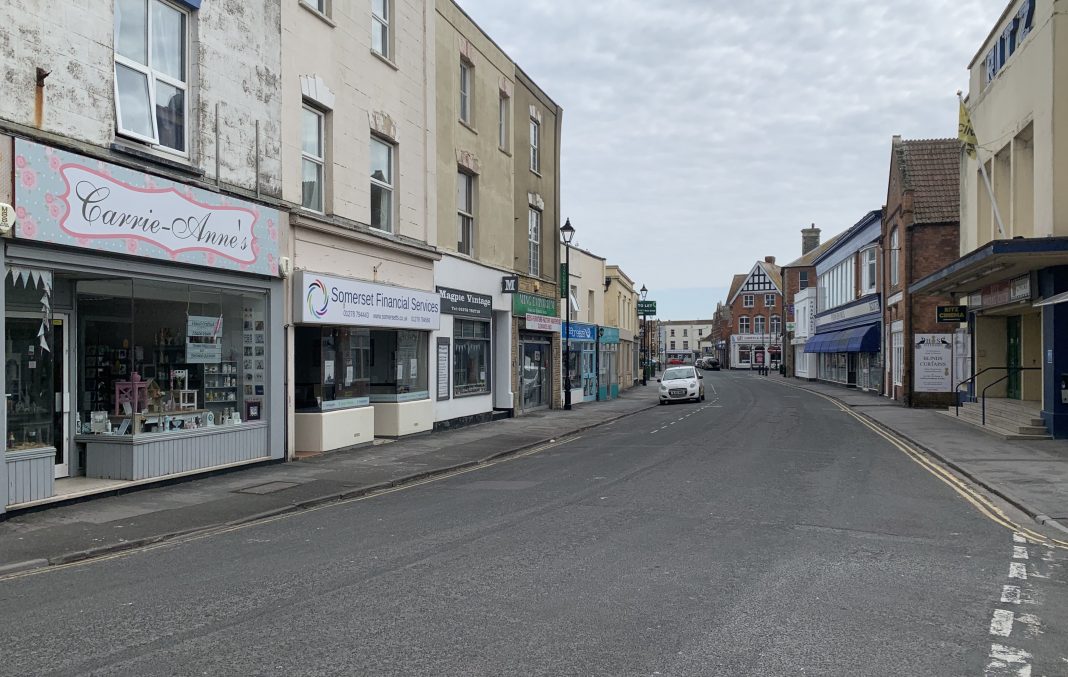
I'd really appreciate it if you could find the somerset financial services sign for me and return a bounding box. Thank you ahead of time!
[297,271,440,330]
[13,139,281,276]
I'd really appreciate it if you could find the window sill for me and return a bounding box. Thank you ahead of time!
[299,0,337,27]
[498,146,512,157]
[370,49,398,70]
[529,168,542,178]
[453,389,491,399]
[459,119,478,135]
[110,141,204,177]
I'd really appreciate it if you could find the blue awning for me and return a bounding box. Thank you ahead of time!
[804,323,880,353]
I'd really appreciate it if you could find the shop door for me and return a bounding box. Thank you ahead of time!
[53,314,70,478]
[521,340,548,410]
[1006,315,1021,400]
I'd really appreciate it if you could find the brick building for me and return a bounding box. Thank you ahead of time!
[882,137,961,407]
[726,257,783,369]
[710,301,733,367]
[780,225,838,377]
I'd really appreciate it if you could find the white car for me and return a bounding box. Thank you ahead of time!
[658,366,705,404]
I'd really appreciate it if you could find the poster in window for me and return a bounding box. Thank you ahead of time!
[437,337,450,401]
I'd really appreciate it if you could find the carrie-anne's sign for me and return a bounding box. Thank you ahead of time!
[296,270,440,330]
[13,139,281,276]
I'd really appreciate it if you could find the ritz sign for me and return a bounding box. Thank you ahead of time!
[984,0,1036,87]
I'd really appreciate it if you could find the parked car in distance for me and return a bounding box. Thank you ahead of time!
[658,365,705,404]
[667,357,684,365]
[702,357,720,371]
[695,357,706,369]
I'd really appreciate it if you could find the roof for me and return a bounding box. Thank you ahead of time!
[726,273,747,302]
[783,231,846,268]
[758,260,783,291]
[896,138,960,225]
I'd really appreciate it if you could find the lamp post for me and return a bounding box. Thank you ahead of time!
[561,218,575,410]
[639,284,648,386]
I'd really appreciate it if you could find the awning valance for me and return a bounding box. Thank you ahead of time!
[804,323,880,354]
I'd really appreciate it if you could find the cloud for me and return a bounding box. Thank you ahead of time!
[457,0,1006,316]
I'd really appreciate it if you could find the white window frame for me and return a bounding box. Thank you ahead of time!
[765,293,776,307]
[371,0,390,59]
[892,330,904,386]
[862,247,877,293]
[459,60,472,124]
[754,316,766,335]
[743,294,754,308]
[301,104,325,213]
[527,208,541,276]
[113,0,190,155]
[771,315,781,335]
[370,136,393,232]
[529,117,540,173]
[738,316,750,333]
[889,229,900,287]
[799,270,809,289]
[457,171,474,255]
[498,93,509,151]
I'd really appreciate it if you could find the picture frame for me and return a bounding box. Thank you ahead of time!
[244,400,261,421]
[254,385,264,396]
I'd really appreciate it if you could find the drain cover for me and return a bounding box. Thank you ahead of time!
[236,481,300,495]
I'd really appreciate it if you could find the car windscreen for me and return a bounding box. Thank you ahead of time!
[662,368,694,380]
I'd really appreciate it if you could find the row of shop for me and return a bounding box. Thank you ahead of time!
[0,138,629,513]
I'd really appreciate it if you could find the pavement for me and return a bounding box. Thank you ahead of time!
[764,370,1068,536]
[4,367,1067,576]
[0,382,661,575]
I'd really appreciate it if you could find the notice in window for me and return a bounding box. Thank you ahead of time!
[437,338,450,401]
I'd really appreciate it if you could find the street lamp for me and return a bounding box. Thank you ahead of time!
[561,218,575,410]
[639,284,648,386]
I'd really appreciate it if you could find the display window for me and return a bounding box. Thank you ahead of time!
[453,319,489,396]
[76,277,268,435]
[5,271,55,452]
[369,330,429,402]
[294,326,371,411]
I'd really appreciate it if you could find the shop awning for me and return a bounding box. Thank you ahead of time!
[910,237,1068,297]
[804,323,880,353]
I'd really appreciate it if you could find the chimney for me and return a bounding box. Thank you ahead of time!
[764,255,776,265]
[801,223,821,255]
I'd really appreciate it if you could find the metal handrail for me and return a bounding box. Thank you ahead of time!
[979,367,1040,425]
[954,366,1011,416]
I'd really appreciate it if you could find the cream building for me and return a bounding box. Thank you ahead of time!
[912,0,1068,438]
[605,265,638,389]
[560,244,609,403]
[661,320,715,362]
[282,0,442,453]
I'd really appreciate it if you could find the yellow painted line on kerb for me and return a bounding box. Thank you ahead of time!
[806,387,1068,551]
[0,435,583,582]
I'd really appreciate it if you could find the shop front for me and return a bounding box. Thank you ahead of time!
[512,290,560,412]
[729,333,782,369]
[2,139,284,512]
[564,322,598,403]
[432,255,513,430]
[292,271,439,451]
[599,326,620,400]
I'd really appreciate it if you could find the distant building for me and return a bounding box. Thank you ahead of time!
[726,257,783,369]
[660,319,714,363]
[781,227,843,380]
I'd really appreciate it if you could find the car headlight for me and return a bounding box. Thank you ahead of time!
[689,381,697,388]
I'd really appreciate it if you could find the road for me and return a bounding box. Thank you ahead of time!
[2,371,1066,676]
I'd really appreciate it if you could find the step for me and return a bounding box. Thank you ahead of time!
[939,410,1051,440]
[970,399,1042,419]
[954,407,1048,436]
[958,403,1045,428]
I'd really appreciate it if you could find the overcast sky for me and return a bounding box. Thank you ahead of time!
[457,0,1007,320]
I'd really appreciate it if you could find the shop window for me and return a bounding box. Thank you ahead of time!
[454,319,490,396]
[294,326,370,411]
[77,278,268,434]
[5,271,55,452]
[369,330,428,402]
[114,0,188,154]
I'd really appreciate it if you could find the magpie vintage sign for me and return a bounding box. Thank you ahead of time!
[436,286,492,319]
[12,139,281,276]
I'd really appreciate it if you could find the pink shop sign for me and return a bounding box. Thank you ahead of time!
[13,139,281,277]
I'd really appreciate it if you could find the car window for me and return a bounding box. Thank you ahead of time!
[663,367,695,380]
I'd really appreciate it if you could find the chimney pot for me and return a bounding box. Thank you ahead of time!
[764,255,776,264]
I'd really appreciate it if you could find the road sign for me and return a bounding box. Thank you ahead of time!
[936,305,968,322]
[637,300,656,315]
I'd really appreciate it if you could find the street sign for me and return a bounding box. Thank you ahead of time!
[937,305,968,322]
[637,300,656,315]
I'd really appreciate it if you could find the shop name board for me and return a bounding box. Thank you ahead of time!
[637,300,656,315]
[501,275,518,293]
[297,271,440,330]
[601,326,620,344]
[513,291,557,318]
[914,334,953,393]
[936,305,968,323]
[565,322,597,341]
[436,286,492,319]
[984,0,1035,87]
[525,313,561,333]
[815,298,880,328]
[978,275,1030,308]
[13,139,281,276]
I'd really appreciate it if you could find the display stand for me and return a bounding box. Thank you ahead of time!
[114,375,149,415]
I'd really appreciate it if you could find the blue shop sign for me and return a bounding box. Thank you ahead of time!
[565,322,597,341]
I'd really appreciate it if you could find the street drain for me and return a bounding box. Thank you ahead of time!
[236,481,301,495]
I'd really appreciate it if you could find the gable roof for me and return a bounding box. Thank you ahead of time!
[782,231,846,268]
[726,273,747,302]
[727,261,783,305]
[897,138,960,225]
[759,260,783,291]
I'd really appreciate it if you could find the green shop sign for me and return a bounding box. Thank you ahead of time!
[513,291,558,317]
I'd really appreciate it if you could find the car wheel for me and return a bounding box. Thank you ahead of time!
[701,392,705,401]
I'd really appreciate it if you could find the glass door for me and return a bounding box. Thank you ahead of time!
[53,314,70,477]
[1006,316,1021,399]
[521,340,548,410]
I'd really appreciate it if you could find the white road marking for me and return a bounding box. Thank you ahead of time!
[1013,533,1027,544]
[989,609,1015,637]
[1013,546,1029,560]
[1008,562,1027,580]
[1001,586,1021,604]
[1015,614,1043,640]
[986,643,1032,676]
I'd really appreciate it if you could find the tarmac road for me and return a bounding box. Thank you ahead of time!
[1,370,1066,676]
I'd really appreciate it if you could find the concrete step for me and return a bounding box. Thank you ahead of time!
[958,403,1045,429]
[939,409,1051,440]
[955,407,1047,436]
[967,399,1042,419]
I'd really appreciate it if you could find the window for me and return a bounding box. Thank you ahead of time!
[799,271,809,289]
[892,330,904,386]
[528,208,541,276]
[459,61,472,124]
[771,316,781,334]
[765,294,776,307]
[862,247,877,293]
[683,329,688,337]
[529,117,540,172]
[587,290,594,323]
[738,316,750,333]
[683,341,689,349]
[309,0,329,15]
[370,137,393,232]
[454,319,490,396]
[301,105,325,212]
[889,228,900,287]
[369,330,429,402]
[754,316,766,334]
[498,94,509,150]
[697,328,703,335]
[743,294,754,308]
[371,0,389,59]
[669,341,676,350]
[457,172,474,255]
[670,329,675,337]
[114,0,188,153]
[295,326,370,411]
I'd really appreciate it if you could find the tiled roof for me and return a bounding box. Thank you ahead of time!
[899,138,960,224]
[783,231,846,268]
[759,260,783,292]
[726,273,747,302]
